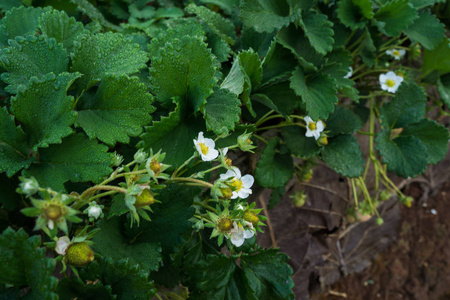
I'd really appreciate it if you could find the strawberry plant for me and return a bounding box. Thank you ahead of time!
[0,0,448,299]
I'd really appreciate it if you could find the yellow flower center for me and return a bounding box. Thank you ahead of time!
[218,218,233,232]
[230,178,244,191]
[199,143,209,155]
[149,159,161,175]
[392,50,400,57]
[308,121,317,131]
[386,79,396,87]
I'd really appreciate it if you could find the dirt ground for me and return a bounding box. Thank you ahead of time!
[313,180,450,300]
[256,144,450,300]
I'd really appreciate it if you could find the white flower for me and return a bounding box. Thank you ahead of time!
[344,66,353,79]
[379,71,403,93]
[304,116,325,140]
[193,132,219,161]
[220,167,254,199]
[55,236,71,255]
[228,222,254,247]
[88,205,102,220]
[386,49,406,60]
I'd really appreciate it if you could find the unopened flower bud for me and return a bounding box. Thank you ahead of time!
[318,135,328,146]
[88,204,102,220]
[134,149,148,164]
[237,131,257,152]
[134,189,155,208]
[376,217,384,226]
[112,152,124,167]
[65,242,95,267]
[18,177,39,197]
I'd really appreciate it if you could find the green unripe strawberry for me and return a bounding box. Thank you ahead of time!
[243,211,259,225]
[218,218,233,232]
[134,189,155,208]
[65,242,94,267]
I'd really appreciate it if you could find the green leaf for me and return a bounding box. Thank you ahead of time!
[281,126,320,158]
[254,81,301,116]
[290,67,337,120]
[11,73,80,150]
[0,107,33,177]
[239,49,263,90]
[401,119,449,164]
[409,0,445,9]
[190,254,237,291]
[403,9,445,51]
[39,9,88,54]
[186,4,235,45]
[108,194,129,219]
[75,75,154,146]
[70,0,121,31]
[261,39,297,86]
[200,0,240,15]
[57,278,113,300]
[326,106,365,137]
[124,184,198,252]
[92,217,162,272]
[422,38,450,77]
[24,133,112,191]
[379,81,426,129]
[71,32,148,90]
[220,56,245,95]
[437,73,450,107]
[337,0,374,29]
[375,129,428,177]
[277,24,323,71]
[80,257,155,300]
[148,20,205,57]
[149,36,216,112]
[0,6,51,47]
[360,28,377,66]
[139,103,205,169]
[0,228,57,299]
[321,134,364,178]
[204,88,241,135]
[0,174,21,210]
[241,249,294,300]
[374,0,418,37]
[0,0,30,11]
[206,32,232,64]
[299,9,334,55]
[241,27,276,58]
[255,137,294,188]
[240,0,291,33]
[0,35,68,94]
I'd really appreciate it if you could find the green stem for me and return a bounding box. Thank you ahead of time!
[193,164,222,178]
[352,69,391,81]
[168,177,213,188]
[100,169,147,186]
[81,185,127,200]
[194,213,214,223]
[351,178,359,208]
[254,110,275,127]
[89,190,118,202]
[171,154,197,178]
[193,201,216,212]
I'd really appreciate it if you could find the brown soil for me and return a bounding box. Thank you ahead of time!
[313,181,450,300]
[256,147,450,300]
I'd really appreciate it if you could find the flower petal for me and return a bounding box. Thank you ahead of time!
[241,174,254,188]
[244,229,254,239]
